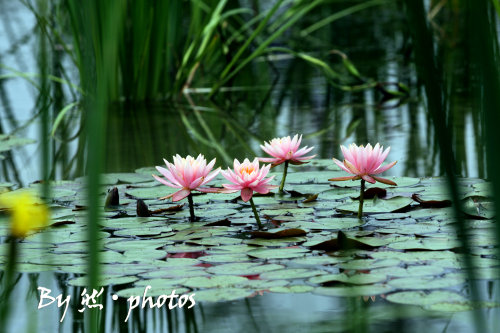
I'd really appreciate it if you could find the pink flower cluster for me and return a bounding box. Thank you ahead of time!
[152,136,396,222]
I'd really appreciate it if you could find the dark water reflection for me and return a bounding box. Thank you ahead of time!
[0,1,488,185]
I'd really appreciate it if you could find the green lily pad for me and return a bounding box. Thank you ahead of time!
[182,275,248,288]
[192,288,254,302]
[309,272,387,285]
[269,285,314,293]
[198,254,250,263]
[425,301,500,312]
[248,248,309,259]
[388,273,466,289]
[260,268,324,280]
[69,275,138,287]
[313,284,393,297]
[386,290,468,306]
[462,197,495,219]
[116,286,190,298]
[337,197,413,214]
[206,263,284,275]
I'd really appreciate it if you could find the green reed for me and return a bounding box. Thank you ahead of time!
[466,1,500,330]
[403,1,494,332]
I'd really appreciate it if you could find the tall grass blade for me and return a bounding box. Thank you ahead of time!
[403,1,485,331]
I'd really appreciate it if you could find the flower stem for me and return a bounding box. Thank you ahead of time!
[0,239,17,331]
[279,161,289,194]
[187,193,195,222]
[358,179,366,219]
[249,197,263,229]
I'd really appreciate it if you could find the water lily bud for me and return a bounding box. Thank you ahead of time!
[105,187,120,207]
[136,199,151,217]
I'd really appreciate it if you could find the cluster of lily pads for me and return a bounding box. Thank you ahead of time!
[152,135,397,227]
[0,160,497,311]
[0,134,498,318]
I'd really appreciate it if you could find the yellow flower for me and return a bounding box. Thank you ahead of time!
[0,191,49,238]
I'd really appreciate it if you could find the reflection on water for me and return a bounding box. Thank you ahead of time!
[0,1,488,186]
[7,272,494,333]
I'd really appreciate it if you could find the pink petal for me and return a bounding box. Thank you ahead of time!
[218,188,239,194]
[253,184,277,194]
[372,161,397,175]
[332,158,352,173]
[204,158,216,175]
[372,175,397,186]
[328,176,357,181]
[222,183,244,190]
[221,168,239,184]
[172,189,191,202]
[233,159,241,171]
[294,146,314,157]
[361,175,376,184]
[376,146,391,167]
[156,166,182,186]
[291,134,300,152]
[201,167,220,186]
[190,176,205,189]
[295,154,316,161]
[344,159,360,175]
[152,174,182,188]
[183,161,194,185]
[341,145,354,166]
[259,164,271,178]
[260,144,277,158]
[258,157,280,164]
[241,188,253,202]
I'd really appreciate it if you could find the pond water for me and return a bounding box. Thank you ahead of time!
[0,1,498,333]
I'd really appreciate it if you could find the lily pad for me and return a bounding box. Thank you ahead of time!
[386,290,468,306]
[193,288,254,302]
[337,197,413,214]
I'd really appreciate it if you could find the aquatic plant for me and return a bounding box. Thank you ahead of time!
[259,134,315,194]
[153,154,220,221]
[329,143,397,218]
[0,191,49,330]
[221,158,277,229]
[0,191,49,238]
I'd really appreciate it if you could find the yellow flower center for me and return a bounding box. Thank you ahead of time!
[240,166,255,175]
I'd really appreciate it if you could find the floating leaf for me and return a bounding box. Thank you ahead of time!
[193,288,254,302]
[412,193,451,208]
[337,197,413,214]
[386,290,467,306]
[388,273,465,290]
[269,285,314,293]
[309,272,387,285]
[206,263,284,275]
[248,248,309,259]
[313,284,393,297]
[182,276,248,288]
[250,228,307,239]
[259,268,324,280]
[462,196,495,219]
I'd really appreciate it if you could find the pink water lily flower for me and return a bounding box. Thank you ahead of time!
[259,134,315,166]
[153,154,220,202]
[329,143,397,185]
[221,158,277,202]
